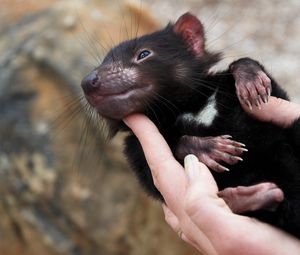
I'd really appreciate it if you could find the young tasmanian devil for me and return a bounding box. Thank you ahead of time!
[81,13,300,237]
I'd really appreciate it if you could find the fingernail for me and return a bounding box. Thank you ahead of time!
[184,154,199,180]
[123,118,129,126]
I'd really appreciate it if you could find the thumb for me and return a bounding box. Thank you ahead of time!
[242,96,300,127]
[184,155,219,194]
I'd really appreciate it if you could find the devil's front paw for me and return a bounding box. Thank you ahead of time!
[176,135,247,172]
[231,58,272,110]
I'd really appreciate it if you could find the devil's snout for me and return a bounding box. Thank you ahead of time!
[81,71,100,94]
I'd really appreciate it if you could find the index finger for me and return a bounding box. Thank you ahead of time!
[124,114,187,211]
[124,114,174,168]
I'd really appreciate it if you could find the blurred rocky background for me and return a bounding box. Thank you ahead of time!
[0,0,299,255]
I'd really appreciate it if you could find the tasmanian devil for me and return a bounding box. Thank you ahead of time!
[81,13,300,237]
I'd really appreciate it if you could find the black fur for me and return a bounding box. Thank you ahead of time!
[85,17,300,237]
[122,27,300,237]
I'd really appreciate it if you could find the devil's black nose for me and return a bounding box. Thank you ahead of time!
[81,71,100,93]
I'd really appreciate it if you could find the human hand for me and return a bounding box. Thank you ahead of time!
[124,111,300,255]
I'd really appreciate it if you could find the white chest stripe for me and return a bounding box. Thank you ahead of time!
[195,92,218,126]
[181,92,218,127]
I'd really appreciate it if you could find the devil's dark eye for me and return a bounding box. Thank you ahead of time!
[137,50,151,61]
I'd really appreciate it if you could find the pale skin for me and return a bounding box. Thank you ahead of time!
[124,96,300,255]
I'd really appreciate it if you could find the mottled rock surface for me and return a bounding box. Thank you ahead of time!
[1,1,300,255]
[0,1,192,255]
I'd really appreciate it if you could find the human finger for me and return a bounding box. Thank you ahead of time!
[162,204,180,232]
[162,204,197,247]
[124,114,187,212]
[184,155,219,194]
[163,205,217,254]
[242,96,300,127]
[183,155,231,230]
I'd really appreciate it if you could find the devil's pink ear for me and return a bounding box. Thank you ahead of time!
[173,12,205,58]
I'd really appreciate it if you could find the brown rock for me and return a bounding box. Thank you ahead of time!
[0,1,195,255]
